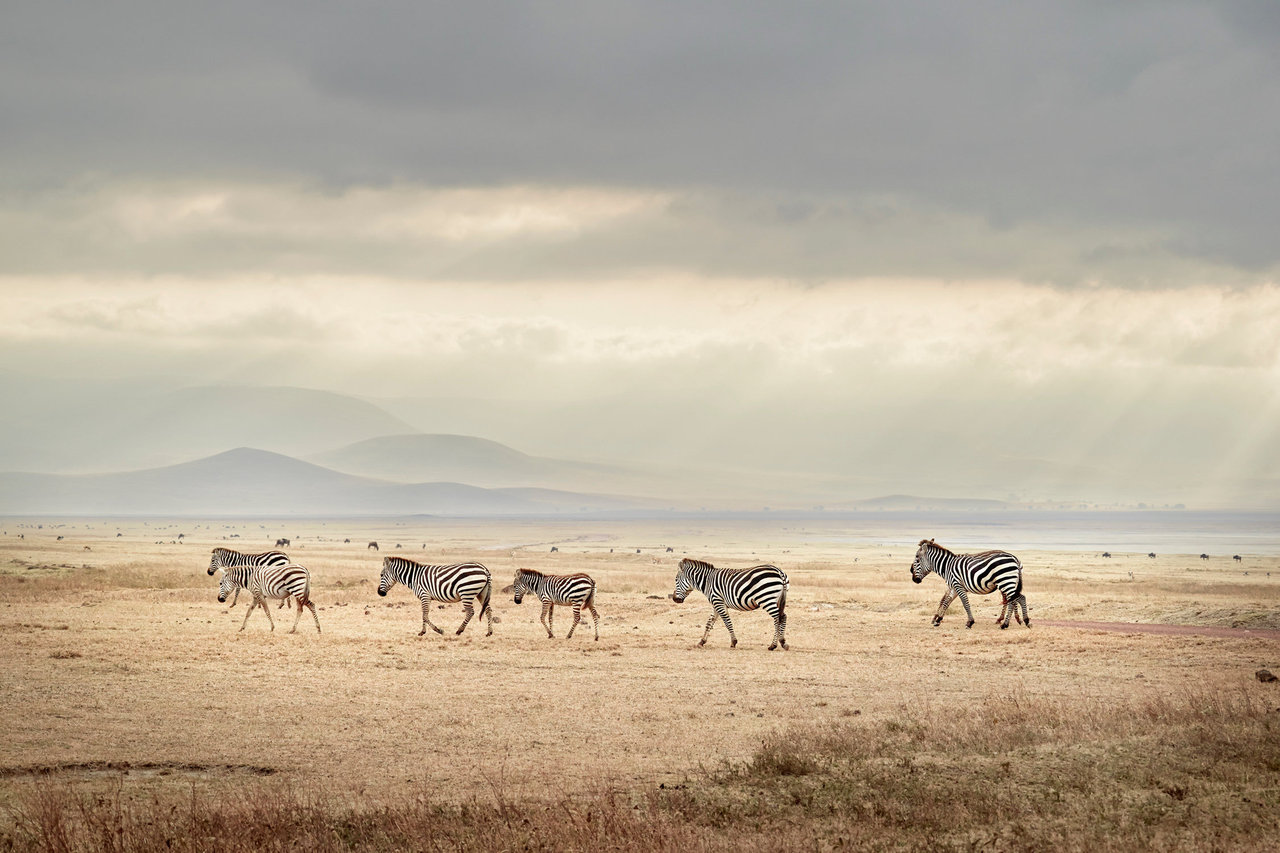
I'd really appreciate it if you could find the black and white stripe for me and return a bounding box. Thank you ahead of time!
[217,562,320,633]
[208,547,292,607]
[671,558,789,650]
[378,557,493,637]
[511,568,599,640]
[910,538,1029,629]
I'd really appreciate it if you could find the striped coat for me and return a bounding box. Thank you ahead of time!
[378,557,493,637]
[217,562,320,634]
[511,568,599,640]
[672,558,789,650]
[208,547,291,607]
[910,538,1029,629]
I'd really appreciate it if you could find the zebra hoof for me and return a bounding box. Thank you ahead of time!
[730,640,738,649]
[781,642,789,650]
[1025,621,1032,628]
[999,623,1008,630]
[768,643,777,651]
[966,621,974,629]
[433,627,444,635]
[418,630,426,637]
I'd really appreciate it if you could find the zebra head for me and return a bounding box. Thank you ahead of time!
[377,557,396,597]
[207,548,226,576]
[511,569,533,604]
[910,539,936,584]
[216,569,236,603]
[671,564,693,603]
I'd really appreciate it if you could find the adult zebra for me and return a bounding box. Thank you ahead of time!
[511,568,599,640]
[208,547,291,607]
[910,539,1029,629]
[217,562,320,633]
[671,558,789,650]
[378,557,493,637]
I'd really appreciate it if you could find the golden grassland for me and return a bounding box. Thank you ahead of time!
[1,517,1278,851]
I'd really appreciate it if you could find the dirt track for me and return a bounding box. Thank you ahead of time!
[1041,619,1280,639]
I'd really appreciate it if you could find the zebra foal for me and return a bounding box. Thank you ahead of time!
[217,562,320,634]
[671,558,789,650]
[511,568,599,640]
[910,538,1029,629]
[378,557,493,637]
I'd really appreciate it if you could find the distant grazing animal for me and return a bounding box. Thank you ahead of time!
[378,557,492,637]
[1102,552,1111,558]
[207,547,291,607]
[666,547,674,553]
[344,539,351,544]
[1148,552,1156,558]
[550,546,558,553]
[56,536,63,541]
[368,541,379,551]
[910,539,1029,629]
[177,533,184,540]
[395,543,402,549]
[1233,555,1242,563]
[511,568,600,640]
[1200,554,1209,560]
[672,558,789,650]
[275,538,291,547]
[217,563,319,633]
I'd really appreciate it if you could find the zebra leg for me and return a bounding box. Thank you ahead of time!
[261,595,276,632]
[714,602,738,649]
[546,602,556,638]
[587,604,600,641]
[420,596,443,636]
[289,598,304,633]
[699,612,718,646]
[933,589,958,626]
[996,593,1009,624]
[229,587,240,608]
[956,589,975,628]
[566,602,582,639]
[539,600,553,637]
[307,600,321,633]
[456,600,475,635]
[239,597,257,632]
[1018,594,1031,628]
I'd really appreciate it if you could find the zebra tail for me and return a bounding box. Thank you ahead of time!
[478,577,492,619]
[777,586,787,617]
[584,581,597,609]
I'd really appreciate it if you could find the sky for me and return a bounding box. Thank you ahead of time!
[2,1,1279,507]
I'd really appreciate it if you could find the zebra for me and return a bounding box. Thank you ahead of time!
[217,563,320,633]
[511,568,599,640]
[378,557,493,637]
[910,539,1029,629]
[671,558,789,650]
[207,547,291,607]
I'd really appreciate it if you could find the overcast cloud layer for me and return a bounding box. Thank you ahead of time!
[1,2,1278,507]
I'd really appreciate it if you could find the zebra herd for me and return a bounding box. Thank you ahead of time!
[205,538,1031,646]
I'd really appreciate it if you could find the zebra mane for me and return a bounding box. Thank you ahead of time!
[919,538,954,555]
[679,558,715,572]
[516,568,543,578]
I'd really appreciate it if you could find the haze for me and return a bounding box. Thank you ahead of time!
[2,2,1278,510]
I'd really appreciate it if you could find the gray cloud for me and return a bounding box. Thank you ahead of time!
[2,2,1279,278]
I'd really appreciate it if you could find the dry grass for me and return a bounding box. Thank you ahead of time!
[1,518,1278,850]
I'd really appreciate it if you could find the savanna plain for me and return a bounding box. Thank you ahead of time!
[1,517,1278,852]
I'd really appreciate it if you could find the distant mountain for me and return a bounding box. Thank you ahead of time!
[0,384,419,473]
[0,448,658,516]
[308,433,634,490]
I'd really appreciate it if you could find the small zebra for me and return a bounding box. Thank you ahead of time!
[208,547,291,607]
[671,558,789,650]
[910,539,1029,629]
[378,557,493,637]
[217,563,320,633]
[511,568,599,640]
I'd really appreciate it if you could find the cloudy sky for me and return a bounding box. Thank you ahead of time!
[2,1,1279,507]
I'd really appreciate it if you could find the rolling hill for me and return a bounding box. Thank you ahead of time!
[0,448,659,516]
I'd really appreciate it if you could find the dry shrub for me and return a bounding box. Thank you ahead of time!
[5,688,1277,852]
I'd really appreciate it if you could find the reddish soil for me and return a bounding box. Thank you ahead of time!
[1040,619,1280,639]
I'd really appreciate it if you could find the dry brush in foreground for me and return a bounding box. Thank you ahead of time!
[3,687,1278,852]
